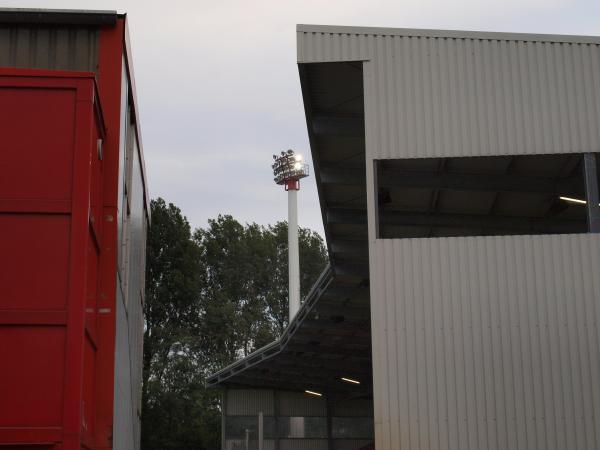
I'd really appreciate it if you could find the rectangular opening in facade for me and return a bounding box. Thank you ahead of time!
[223,389,374,450]
[376,153,600,239]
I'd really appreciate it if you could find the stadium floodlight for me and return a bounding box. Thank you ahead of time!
[272,149,309,323]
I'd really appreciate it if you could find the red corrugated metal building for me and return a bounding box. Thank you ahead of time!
[0,9,149,450]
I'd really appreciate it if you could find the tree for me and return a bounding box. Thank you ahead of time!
[141,202,327,449]
[263,221,328,335]
[194,215,328,369]
[142,198,220,450]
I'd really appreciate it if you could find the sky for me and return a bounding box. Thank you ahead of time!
[4,0,600,236]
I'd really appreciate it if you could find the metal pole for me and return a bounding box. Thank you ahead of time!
[288,188,300,322]
[258,412,264,450]
[221,390,227,450]
[584,153,600,232]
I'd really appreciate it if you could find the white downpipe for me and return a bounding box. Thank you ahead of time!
[288,188,300,323]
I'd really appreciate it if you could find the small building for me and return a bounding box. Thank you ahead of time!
[0,9,148,450]
[209,25,600,450]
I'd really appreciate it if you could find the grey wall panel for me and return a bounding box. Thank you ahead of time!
[279,439,328,450]
[0,25,98,71]
[113,287,137,450]
[299,28,600,159]
[226,389,275,416]
[224,439,275,450]
[331,440,371,450]
[127,148,146,450]
[113,80,147,450]
[297,29,370,62]
[368,233,600,450]
[278,391,327,417]
[330,399,373,417]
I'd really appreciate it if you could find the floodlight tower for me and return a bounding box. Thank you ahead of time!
[272,149,309,323]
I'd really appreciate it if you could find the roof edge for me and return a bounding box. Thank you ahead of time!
[296,24,600,45]
[206,265,334,388]
[0,8,117,26]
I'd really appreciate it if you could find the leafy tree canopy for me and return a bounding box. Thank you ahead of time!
[142,199,327,450]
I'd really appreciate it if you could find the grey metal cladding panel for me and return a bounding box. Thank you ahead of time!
[113,147,146,450]
[300,31,600,159]
[331,440,372,450]
[331,399,373,417]
[369,233,600,450]
[278,391,327,417]
[226,389,275,415]
[225,439,276,450]
[0,25,98,71]
[298,30,370,62]
[279,439,328,450]
[127,148,146,450]
[368,36,600,159]
[113,287,137,450]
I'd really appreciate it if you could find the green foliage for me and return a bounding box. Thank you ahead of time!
[142,198,218,450]
[141,199,327,450]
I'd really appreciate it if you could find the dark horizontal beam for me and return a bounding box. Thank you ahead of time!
[227,373,352,394]
[320,165,582,196]
[320,166,366,184]
[285,341,371,357]
[380,170,581,195]
[312,116,364,137]
[0,8,117,25]
[313,306,370,322]
[231,373,372,396]
[299,319,370,333]
[330,239,368,255]
[293,329,371,344]
[328,208,585,234]
[321,286,370,301]
[333,261,369,278]
[266,361,370,381]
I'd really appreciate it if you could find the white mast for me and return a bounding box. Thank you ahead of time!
[272,149,309,323]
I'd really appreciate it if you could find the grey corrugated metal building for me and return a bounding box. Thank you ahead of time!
[210,25,600,450]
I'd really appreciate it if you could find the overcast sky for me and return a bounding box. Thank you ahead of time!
[4,0,600,236]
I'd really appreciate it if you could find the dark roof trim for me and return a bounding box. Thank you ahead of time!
[0,8,117,26]
[207,265,334,387]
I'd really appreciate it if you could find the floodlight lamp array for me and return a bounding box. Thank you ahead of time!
[272,149,309,185]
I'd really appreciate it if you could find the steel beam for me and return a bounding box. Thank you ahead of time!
[584,153,600,232]
[333,261,370,278]
[330,239,368,255]
[312,116,364,137]
[328,208,586,234]
[320,165,582,196]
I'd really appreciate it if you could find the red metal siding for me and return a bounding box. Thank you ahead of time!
[0,70,106,450]
[94,21,124,450]
[0,16,148,450]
